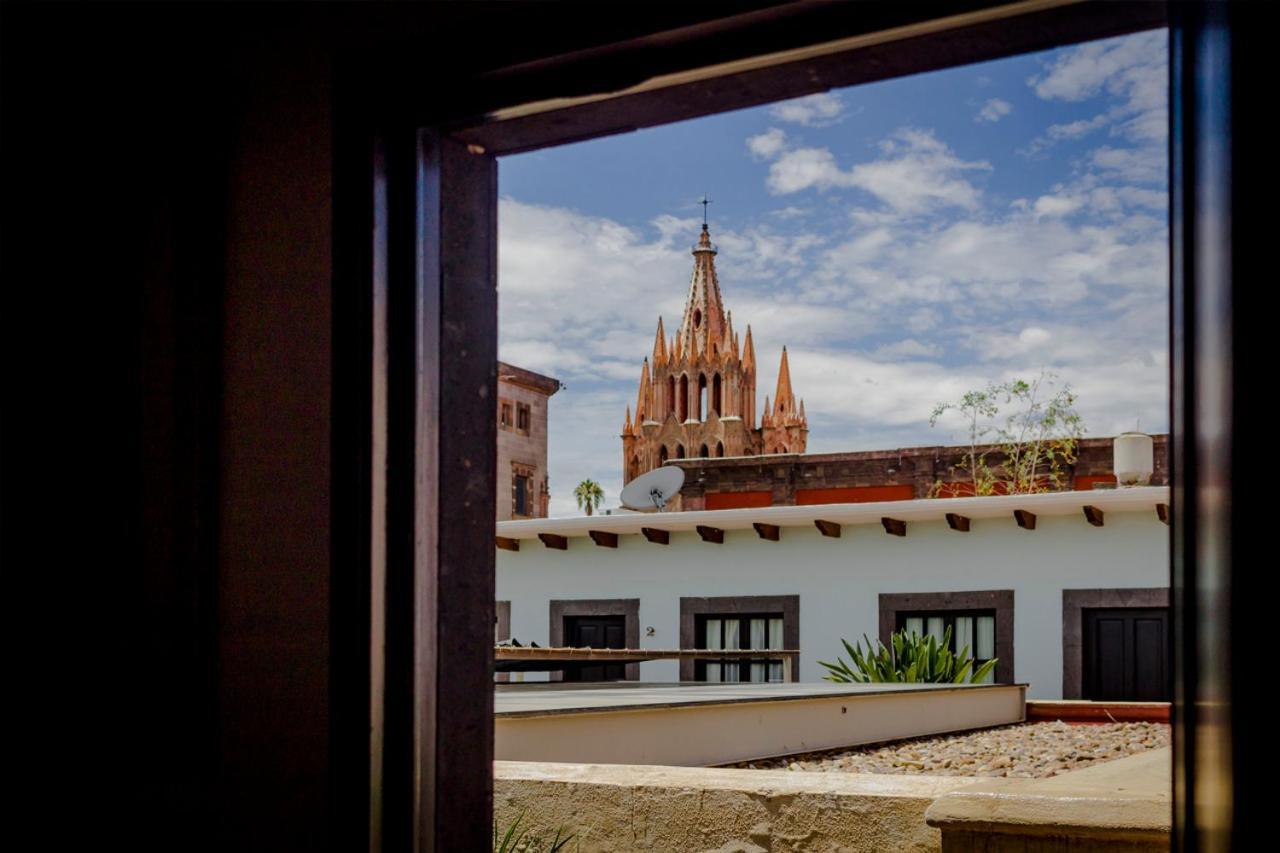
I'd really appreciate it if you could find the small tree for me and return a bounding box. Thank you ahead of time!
[573,479,605,516]
[930,369,1084,496]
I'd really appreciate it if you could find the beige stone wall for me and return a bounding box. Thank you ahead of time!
[495,761,978,852]
[497,379,552,520]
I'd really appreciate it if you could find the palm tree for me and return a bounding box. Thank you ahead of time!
[573,479,605,516]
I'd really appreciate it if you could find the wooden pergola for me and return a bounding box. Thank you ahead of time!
[495,646,799,680]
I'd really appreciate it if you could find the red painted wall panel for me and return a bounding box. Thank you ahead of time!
[795,485,913,504]
[705,490,774,509]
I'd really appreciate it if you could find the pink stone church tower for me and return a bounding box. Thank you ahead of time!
[621,222,807,485]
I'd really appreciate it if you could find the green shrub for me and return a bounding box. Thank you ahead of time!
[494,810,576,853]
[817,626,998,684]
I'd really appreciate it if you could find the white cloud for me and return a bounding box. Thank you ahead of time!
[770,206,809,220]
[976,98,1013,123]
[766,128,991,215]
[746,127,788,160]
[1032,194,1083,218]
[1089,146,1165,185]
[769,92,844,126]
[1023,30,1166,160]
[1030,30,1165,111]
[873,339,942,360]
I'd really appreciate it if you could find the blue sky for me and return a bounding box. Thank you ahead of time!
[498,30,1168,516]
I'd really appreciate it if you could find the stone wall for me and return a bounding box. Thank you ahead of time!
[672,435,1169,511]
[495,761,977,852]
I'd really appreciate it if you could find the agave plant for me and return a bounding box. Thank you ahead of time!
[817,626,998,684]
[494,809,576,853]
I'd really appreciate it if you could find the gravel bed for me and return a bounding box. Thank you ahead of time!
[733,721,1169,779]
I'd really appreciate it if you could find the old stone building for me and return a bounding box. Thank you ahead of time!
[670,434,1170,510]
[497,361,560,520]
[621,223,806,484]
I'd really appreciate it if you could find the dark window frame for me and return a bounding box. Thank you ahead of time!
[895,608,998,683]
[1062,587,1169,699]
[694,611,788,683]
[879,591,1014,684]
[679,595,799,682]
[548,599,641,682]
[346,2,1255,847]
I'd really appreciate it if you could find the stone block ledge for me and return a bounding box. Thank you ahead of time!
[925,748,1171,851]
[495,760,981,852]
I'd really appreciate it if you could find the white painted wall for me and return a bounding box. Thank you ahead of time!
[497,504,1168,699]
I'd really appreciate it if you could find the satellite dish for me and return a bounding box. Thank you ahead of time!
[620,466,685,512]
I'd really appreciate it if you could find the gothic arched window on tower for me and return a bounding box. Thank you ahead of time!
[700,444,709,458]
[679,374,689,421]
[659,445,669,464]
[712,374,722,417]
[716,441,724,458]
[698,374,707,422]
[676,444,685,459]
[667,375,676,419]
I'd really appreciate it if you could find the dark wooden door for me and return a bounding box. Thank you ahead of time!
[1084,608,1171,701]
[564,615,626,682]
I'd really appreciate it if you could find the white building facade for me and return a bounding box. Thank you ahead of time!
[496,487,1170,700]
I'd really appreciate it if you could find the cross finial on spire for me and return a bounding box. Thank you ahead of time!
[700,193,711,225]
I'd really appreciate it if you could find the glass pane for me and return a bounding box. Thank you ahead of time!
[724,662,740,683]
[955,616,974,656]
[725,619,740,650]
[750,662,765,682]
[768,617,783,650]
[927,617,945,643]
[705,619,722,650]
[749,618,766,650]
[904,616,923,637]
[705,662,721,683]
[976,616,996,660]
[768,661,783,683]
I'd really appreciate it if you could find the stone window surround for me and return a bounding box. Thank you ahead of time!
[879,590,1014,684]
[1062,587,1169,699]
[679,595,800,682]
[511,461,536,519]
[549,599,641,682]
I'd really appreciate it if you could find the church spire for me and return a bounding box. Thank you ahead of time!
[773,346,795,416]
[652,317,667,364]
[677,223,727,360]
[633,358,652,430]
[742,325,756,371]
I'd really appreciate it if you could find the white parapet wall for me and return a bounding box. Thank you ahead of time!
[497,487,1169,699]
[496,682,1026,766]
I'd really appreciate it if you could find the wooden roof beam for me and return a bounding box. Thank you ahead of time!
[538,533,568,550]
[1014,509,1036,530]
[814,519,841,538]
[588,530,619,548]
[696,524,724,544]
[752,522,780,541]
[945,513,970,532]
[881,517,906,537]
[641,527,670,545]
